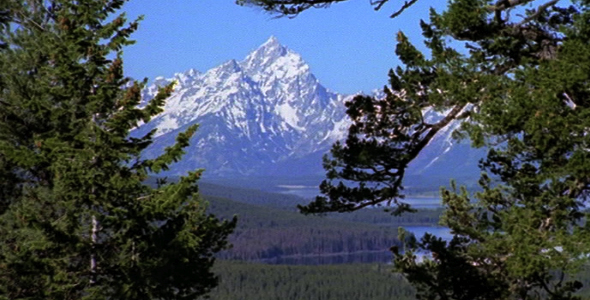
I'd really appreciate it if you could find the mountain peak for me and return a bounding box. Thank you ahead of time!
[242,36,288,67]
[256,36,286,56]
[136,35,477,179]
[262,35,280,48]
[241,36,312,81]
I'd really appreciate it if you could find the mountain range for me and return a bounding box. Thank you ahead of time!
[133,36,483,188]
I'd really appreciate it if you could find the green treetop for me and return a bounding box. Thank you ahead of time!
[0,1,235,299]
[240,0,590,299]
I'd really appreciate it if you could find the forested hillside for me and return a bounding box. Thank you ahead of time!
[206,261,416,300]
[200,180,443,225]
[195,181,448,262]
[327,206,442,226]
[199,182,307,209]
[205,195,401,261]
[205,261,590,300]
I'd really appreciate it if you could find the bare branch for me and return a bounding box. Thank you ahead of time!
[370,0,389,11]
[514,0,560,27]
[411,104,466,157]
[389,0,419,18]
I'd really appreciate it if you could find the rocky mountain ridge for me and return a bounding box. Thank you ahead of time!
[134,37,352,177]
[134,36,482,183]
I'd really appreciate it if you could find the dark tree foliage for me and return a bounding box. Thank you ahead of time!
[208,261,416,300]
[0,1,235,299]
[240,0,590,299]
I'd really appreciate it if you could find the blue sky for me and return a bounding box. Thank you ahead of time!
[121,0,439,94]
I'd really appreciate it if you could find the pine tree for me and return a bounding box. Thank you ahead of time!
[241,0,590,299]
[0,1,235,299]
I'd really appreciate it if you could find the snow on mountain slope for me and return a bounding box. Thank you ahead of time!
[134,36,353,177]
[134,36,483,182]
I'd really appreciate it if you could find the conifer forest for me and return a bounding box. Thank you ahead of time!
[3,0,590,299]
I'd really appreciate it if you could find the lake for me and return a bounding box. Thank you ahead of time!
[271,187,449,265]
[257,225,452,265]
[247,183,449,265]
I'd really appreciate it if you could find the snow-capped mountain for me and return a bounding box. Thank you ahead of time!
[134,36,352,177]
[134,36,483,184]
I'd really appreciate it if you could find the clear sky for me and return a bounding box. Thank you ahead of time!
[121,0,439,94]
